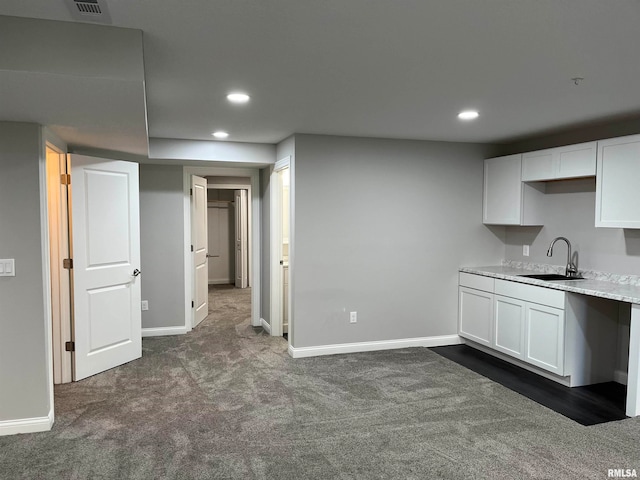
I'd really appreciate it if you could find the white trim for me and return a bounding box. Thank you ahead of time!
[270,156,291,338]
[274,155,291,171]
[260,318,272,335]
[288,335,463,358]
[209,279,233,285]
[184,166,261,329]
[207,183,251,190]
[39,128,57,432]
[183,171,192,331]
[614,369,628,386]
[142,326,188,337]
[0,409,54,436]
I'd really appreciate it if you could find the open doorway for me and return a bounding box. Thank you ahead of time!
[207,186,250,288]
[184,167,261,332]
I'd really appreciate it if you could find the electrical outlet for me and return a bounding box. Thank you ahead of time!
[141,300,149,311]
[350,311,357,323]
[523,245,530,257]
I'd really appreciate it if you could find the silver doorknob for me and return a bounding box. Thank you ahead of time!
[133,269,141,277]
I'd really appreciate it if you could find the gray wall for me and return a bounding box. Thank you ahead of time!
[498,117,640,155]
[292,134,505,348]
[503,178,640,275]
[139,164,185,329]
[0,122,50,421]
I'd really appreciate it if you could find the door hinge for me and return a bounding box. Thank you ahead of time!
[190,188,193,196]
[191,245,194,252]
[61,174,71,185]
[191,300,194,308]
[62,258,73,269]
[65,341,75,352]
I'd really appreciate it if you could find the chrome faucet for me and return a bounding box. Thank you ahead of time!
[547,237,579,278]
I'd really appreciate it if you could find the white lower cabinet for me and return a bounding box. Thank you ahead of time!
[459,274,567,376]
[525,303,564,375]
[459,272,620,386]
[494,295,526,360]
[459,287,493,347]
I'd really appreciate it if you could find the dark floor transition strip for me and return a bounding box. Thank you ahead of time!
[430,345,628,426]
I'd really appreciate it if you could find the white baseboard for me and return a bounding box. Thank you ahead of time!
[0,408,53,436]
[142,325,188,337]
[288,334,462,358]
[260,318,271,335]
[614,369,628,385]
[208,279,233,285]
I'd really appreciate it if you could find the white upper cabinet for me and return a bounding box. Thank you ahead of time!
[483,154,544,226]
[595,134,640,228]
[522,142,596,182]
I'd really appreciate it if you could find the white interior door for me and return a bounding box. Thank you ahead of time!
[70,154,141,381]
[234,189,248,288]
[192,175,208,327]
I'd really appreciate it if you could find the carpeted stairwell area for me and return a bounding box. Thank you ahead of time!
[1,284,639,479]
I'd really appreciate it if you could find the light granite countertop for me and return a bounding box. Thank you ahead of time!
[460,261,640,305]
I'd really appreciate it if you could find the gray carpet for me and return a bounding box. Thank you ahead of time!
[1,284,639,479]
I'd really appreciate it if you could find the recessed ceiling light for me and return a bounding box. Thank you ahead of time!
[458,110,479,120]
[226,92,250,104]
[212,131,229,139]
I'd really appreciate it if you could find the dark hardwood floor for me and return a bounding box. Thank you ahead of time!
[430,345,627,426]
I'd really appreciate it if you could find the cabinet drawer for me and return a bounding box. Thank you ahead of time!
[495,279,564,309]
[459,272,494,292]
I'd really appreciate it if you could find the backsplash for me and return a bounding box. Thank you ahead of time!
[503,178,640,277]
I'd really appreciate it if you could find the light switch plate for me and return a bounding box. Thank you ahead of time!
[523,245,530,257]
[0,259,15,277]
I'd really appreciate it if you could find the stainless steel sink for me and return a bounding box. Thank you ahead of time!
[518,273,584,281]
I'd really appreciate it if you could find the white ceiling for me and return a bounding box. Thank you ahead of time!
[1,0,640,152]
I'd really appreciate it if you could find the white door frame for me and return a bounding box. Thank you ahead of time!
[46,144,72,384]
[183,166,261,330]
[270,156,291,338]
[39,128,69,432]
[207,182,252,287]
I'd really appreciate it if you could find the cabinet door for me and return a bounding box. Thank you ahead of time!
[555,142,596,179]
[596,135,640,228]
[494,295,526,359]
[525,303,564,375]
[459,287,493,347]
[522,142,596,181]
[522,149,554,181]
[483,155,523,225]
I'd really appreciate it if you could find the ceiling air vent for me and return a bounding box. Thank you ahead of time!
[64,0,112,24]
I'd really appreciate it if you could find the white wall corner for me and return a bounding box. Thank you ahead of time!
[287,335,463,358]
[261,318,272,335]
[614,369,628,386]
[141,326,188,337]
[0,409,54,437]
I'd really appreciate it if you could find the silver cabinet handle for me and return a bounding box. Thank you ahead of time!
[133,269,141,277]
